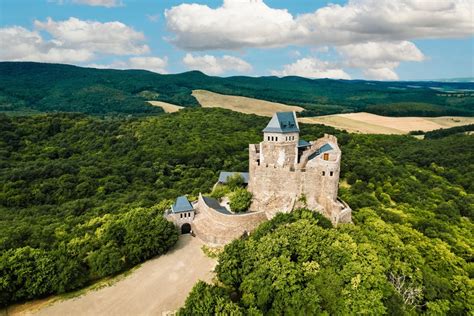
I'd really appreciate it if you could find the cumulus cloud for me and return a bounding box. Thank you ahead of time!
[165,0,472,79]
[35,17,148,55]
[165,0,300,50]
[165,0,473,50]
[299,0,473,44]
[338,41,425,69]
[337,41,425,80]
[271,58,351,80]
[88,56,168,73]
[363,68,399,81]
[0,26,94,63]
[182,53,252,75]
[0,18,148,64]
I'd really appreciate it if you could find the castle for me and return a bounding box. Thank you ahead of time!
[249,111,351,224]
[166,111,351,245]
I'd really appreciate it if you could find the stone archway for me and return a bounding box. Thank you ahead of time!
[181,223,191,234]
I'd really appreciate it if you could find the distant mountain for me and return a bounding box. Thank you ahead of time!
[430,77,474,83]
[0,62,473,117]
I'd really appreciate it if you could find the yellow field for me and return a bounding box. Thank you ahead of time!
[147,101,184,113]
[299,112,474,134]
[149,91,473,135]
[192,90,304,117]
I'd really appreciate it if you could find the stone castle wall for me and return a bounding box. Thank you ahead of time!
[193,194,268,246]
[249,134,350,224]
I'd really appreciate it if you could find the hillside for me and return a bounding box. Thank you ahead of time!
[1,109,473,313]
[1,62,473,117]
[300,112,474,134]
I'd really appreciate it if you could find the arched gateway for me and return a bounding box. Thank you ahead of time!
[181,223,191,234]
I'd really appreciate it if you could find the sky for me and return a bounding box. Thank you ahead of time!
[0,0,473,81]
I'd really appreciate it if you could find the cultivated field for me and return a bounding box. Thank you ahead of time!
[147,100,184,113]
[299,112,474,134]
[7,236,215,316]
[192,90,304,117]
[191,91,473,134]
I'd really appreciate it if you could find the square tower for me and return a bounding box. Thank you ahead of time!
[259,112,300,168]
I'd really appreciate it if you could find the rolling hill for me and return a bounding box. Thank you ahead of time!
[1,62,473,117]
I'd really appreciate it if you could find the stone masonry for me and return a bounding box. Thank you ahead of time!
[249,112,352,225]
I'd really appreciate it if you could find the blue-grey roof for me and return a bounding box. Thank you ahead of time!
[263,112,299,133]
[202,196,231,215]
[218,171,249,184]
[171,196,194,213]
[308,143,333,161]
[298,139,311,148]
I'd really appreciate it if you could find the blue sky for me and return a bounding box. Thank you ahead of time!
[0,0,473,80]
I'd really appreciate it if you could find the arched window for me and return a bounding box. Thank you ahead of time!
[276,137,278,141]
[322,171,325,176]
[330,171,334,176]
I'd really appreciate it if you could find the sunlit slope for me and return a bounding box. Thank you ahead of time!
[300,112,474,134]
[147,101,184,113]
[192,90,304,117]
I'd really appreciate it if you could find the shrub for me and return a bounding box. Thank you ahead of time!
[229,188,252,213]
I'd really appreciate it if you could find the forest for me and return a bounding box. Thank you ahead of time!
[1,62,473,117]
[181,127,474,314]
[0,108,473,313]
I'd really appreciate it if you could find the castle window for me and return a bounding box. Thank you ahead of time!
[323,153,329,160]
[271,136,274,141]
[180,214,183,218]
[322,171,325,176]
[276,137,278,141]
[330,171,334,176]
[267,136,270,141]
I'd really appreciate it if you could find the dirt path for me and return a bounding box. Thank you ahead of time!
[25,235,215,316]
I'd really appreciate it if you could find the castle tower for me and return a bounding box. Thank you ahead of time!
[248,112,352,224]
[259,112,300,168]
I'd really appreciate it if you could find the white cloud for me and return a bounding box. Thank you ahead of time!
[34,17,148,55]
[271,57,350,79]
[337,41,424,80]
[88,56,168,73]
[165,0,473,51]
[165,0,473,79]
[182,53,252,75]
[51,0,123,7]
[0,26,94,63]
[73,0,122,7]
[0,18,149,65]
[363,68,399,81]
[338,41,425,69]
[165,0,300,50]
[299,0,473,45]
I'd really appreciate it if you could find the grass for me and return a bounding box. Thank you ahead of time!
[147,101,184,113]
[201,244,223,259]
[300,112,474,134]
